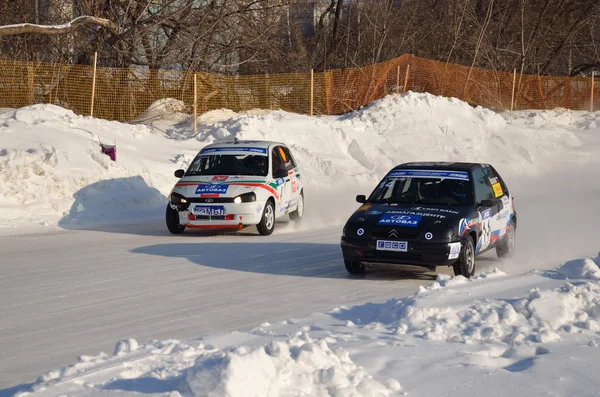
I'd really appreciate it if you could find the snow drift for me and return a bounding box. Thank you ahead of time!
[1,92,600,232]
[15,256,600,397]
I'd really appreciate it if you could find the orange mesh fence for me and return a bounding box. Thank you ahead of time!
[0,55,597,123]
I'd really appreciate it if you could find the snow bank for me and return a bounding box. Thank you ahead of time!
[186,333,400,397]
[553,257,600,280]
[16,258,600,397]
[375,268,600,345]
[2,92,600,232]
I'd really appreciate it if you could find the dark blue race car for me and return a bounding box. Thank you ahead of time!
[340,162,517,278]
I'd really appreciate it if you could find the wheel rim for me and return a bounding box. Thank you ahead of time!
[296,194,304,217]
[265,204,274,230]
[466,242,475,273]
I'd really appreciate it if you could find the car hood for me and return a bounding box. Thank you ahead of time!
[346,203,473,239]
[172,175,272,198]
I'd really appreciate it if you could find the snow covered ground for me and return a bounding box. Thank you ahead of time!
[2,92,600,396]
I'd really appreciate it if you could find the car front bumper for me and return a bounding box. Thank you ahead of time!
[174,201,265,229]
[340,237,461,269]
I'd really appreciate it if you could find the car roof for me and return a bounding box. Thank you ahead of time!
[393,161,486,172]
[201,139,286,151]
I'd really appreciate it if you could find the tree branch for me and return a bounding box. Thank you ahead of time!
[0,15,120,36]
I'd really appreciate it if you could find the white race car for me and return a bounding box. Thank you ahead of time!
[166,139,304,235]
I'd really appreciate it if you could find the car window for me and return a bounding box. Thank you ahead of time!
[271,147,285,176]
[486,165,509,197]
[472,167,495,203]
[186,153,268,176]
[368,170,474,206]
[280,147,296,170]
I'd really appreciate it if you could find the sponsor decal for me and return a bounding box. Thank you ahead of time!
[211,176,229,184]
[385,210,445,219]
[378,214,422,227]
[412,207,460,215]
[256,203,262,214]
[489,177,498,185]
[376,240,408,252]
[193,205,225,216]
[387,169,470,181]
[459,217,479,236]
[448,242,462,259]
[492,182,503,197]
[481,209,492,220]
[292,180,297,193]
[497,211,509,220]
[357,228,364,236]
[275,178,285,186]
[200,147,268,155]
[195,184,229,195]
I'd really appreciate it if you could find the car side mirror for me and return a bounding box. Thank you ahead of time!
[273,169,288,178]
[356,194,366,203]
[174,169,185,178]
[479,199,498,207]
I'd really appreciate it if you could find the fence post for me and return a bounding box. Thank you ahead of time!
[310,69,314,116]
[511,68,517,115]
[90,52,97,117]
[591,71,595,112]
[396,65,400,94]
[403,64,411,93]
[193,73,197,133]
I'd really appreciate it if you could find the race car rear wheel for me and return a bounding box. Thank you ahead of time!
[496,220,516,258]
[289,190,304,221]
[344,259,365,274]
[166,204,185,234]
[257,200,275,235]
[453,236,475,278]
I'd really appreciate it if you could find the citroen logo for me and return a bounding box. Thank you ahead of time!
[388,229,399,238]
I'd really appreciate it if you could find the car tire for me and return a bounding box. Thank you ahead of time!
[453,236,475,278]
[496,220,516,258]
[257,200,275,235]
[166,204,185,234]
[289,190,304,221]
[344,259,365,274]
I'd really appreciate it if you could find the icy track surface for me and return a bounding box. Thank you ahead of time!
[2,93,600,395]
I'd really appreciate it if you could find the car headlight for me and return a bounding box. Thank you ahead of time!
[171,192,187,204]
[233,192,256,203]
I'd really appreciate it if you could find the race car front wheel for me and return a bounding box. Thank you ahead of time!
[496,221,516,258]
[453,236,475,278]
[166,204,185,234]
[344,259,365,274]
[257,200,275,235]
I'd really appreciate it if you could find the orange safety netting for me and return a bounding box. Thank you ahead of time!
[0,54,596,123]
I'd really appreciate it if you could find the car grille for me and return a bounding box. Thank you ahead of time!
[195,215,226,220]
[372,229,420,240]
[188,197,234,203]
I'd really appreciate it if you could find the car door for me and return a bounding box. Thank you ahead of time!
[279,145,300,202]
[471,166,497,252]
[271,146,293,214]
[483,165,512,245]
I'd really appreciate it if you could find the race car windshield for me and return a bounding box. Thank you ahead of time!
[186,154,268,176]
[368,172,474,207]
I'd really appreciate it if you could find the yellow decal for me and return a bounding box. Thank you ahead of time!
[492,182,503,197]
[358,204,371,211]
